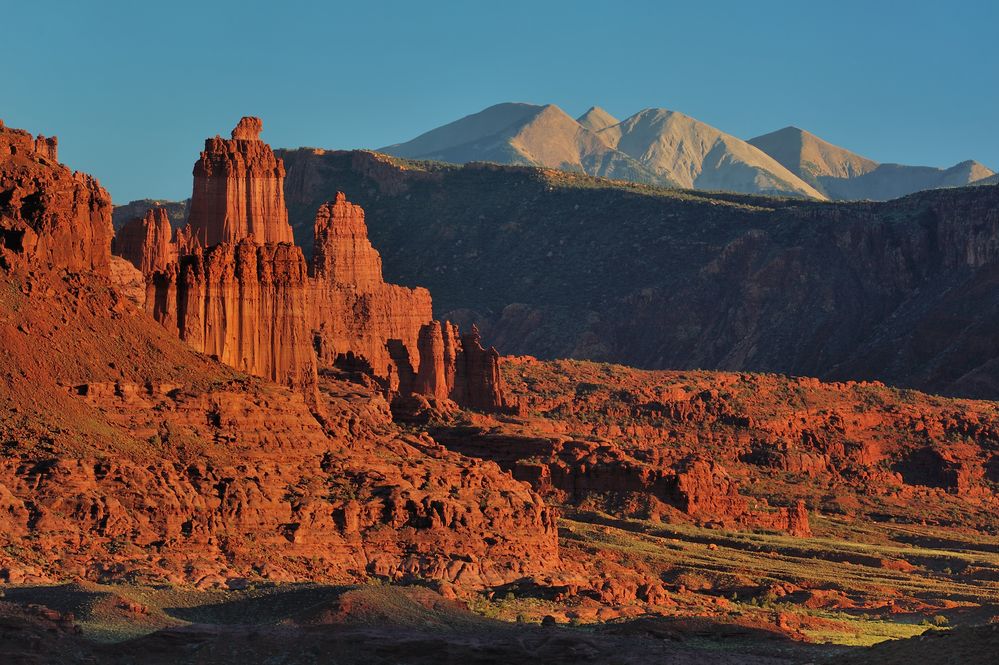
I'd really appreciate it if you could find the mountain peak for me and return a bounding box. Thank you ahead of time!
[748,126,878,182]
[576,106,619,132]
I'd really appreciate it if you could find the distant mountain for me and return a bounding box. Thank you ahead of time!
[384,103,825,199]
[749,126,995,200]
[379,102,665,186]
[383,103,994,201]
[747,126,878,183]
[973,173,999,186]
[576,106,619,132]
[597,109,824,199]
[819,160,994,201]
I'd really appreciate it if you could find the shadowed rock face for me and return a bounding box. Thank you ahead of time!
[0,119,112,274]
[276,149,999,401]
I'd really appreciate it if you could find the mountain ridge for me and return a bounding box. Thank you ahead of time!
[599,109,825,198]
[382,101,994,201]
[382,102,824,198]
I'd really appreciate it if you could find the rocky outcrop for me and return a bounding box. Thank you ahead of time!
[108,255,145,307]
[492,357,999,530]
[671,458,747,518]
[447,325,509,411]
[431,423,807,533]
[309,196,509,410]
[0,117,559,590]
[185,116,295,248]
[0,258,559,588]
[0,119,112,274]
[33,134,58,161]
[0,377,559,588]
[112,208,177,273]
[311,193,385,289]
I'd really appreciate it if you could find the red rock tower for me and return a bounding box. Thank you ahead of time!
[113,208,177,274]
[311,192,384,289]
[186,116,295,248]
[145,118,508,412]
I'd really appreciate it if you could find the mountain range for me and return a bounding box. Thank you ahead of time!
[382,103,995,201]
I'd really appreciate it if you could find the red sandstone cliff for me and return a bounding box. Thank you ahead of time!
[0,119,112,274]
[148,239,318,392]
[312,193,386,289]
[309,195,510,411]
[185,116,295,247]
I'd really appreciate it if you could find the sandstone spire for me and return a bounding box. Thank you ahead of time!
[311,192,384,288]
[113,208,177,274]
[149,119,508,412]
[185,116,295,248]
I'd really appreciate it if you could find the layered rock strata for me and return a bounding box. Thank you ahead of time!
[309,193,434,388]
[112,208,178,274]
[148,239,319,392]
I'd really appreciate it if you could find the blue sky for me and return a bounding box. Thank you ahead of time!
[4,0,997,202]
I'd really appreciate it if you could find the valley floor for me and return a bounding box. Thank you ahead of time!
[3,504,998,664]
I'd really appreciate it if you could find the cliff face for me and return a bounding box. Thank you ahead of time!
[140,119,507,411]
[186,116,295,248]
[277,149,999,400]
[0,119,112,274]
[442,324,508,410]
[308,194,510,409]
[311,193,385,288]
[149,239,319,392]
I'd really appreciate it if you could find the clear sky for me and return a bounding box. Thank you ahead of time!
[4,0,997,202]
